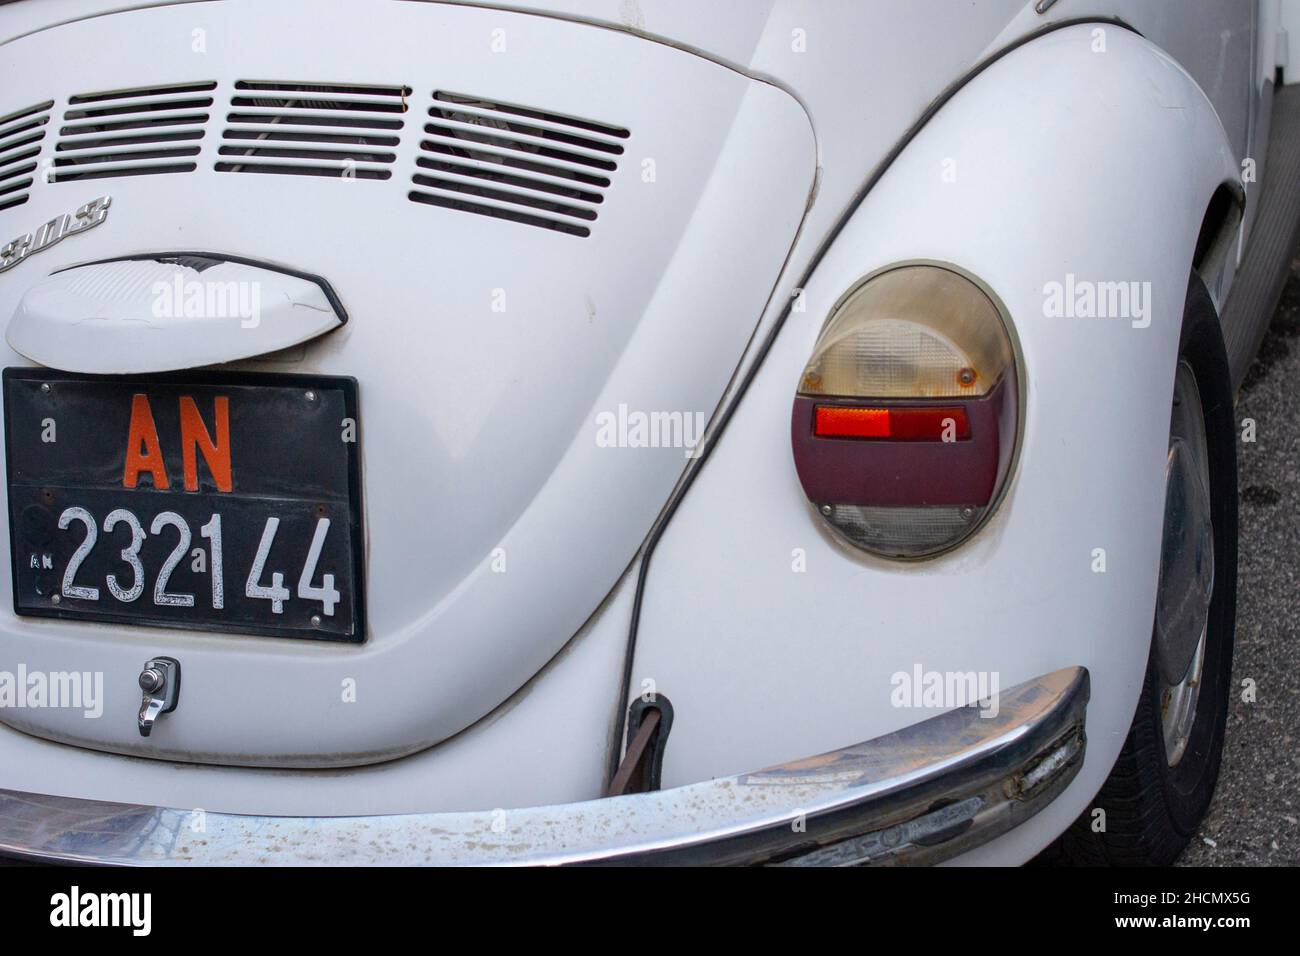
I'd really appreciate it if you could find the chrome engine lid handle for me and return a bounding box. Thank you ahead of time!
[137,657,180,737]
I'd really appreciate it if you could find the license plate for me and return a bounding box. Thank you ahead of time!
[4,369,364,642]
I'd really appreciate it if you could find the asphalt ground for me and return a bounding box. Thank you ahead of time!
[1178,243,1300,865]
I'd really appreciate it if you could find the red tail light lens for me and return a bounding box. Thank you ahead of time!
[812,405,970,441]
[792,264,1020,558]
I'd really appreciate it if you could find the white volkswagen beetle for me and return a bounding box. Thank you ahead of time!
[0,0,1297,866]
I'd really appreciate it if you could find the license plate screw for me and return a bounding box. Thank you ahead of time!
[311,614,322,627]
[39,382,50,394]
[50,594,60,604]
[305,390,317,403]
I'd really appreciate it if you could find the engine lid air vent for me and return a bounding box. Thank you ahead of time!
[0,101,53,212]
[53,82,214,183]
[216,81,409,179]
[409,91,629,238]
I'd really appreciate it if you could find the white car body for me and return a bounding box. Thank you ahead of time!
[0,0,1293,864]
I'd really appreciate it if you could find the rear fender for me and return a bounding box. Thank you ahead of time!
[628,24,1241,864]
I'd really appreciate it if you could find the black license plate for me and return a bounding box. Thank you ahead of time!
[4,368,364,642]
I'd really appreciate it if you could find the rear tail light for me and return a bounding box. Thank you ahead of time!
[791,263,1020,558]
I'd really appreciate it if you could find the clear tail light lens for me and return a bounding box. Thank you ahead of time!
[791,263,1020,559]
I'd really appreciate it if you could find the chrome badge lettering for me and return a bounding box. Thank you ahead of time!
[0,195,111,274]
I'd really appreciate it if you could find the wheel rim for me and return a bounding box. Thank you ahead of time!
[1154,360,1215,767]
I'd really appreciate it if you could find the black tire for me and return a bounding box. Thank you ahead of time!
[1053,273,1238,866]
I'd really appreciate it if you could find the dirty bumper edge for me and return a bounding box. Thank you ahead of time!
[0,667,1088,866]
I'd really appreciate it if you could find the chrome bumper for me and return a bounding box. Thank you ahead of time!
[0,667,1088,865]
